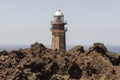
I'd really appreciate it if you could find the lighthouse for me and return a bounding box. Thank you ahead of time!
[51,9,67,50]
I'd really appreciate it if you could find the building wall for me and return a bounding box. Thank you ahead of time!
[59,32,66,50]
[52,31,66,50]
[52,32,59,50]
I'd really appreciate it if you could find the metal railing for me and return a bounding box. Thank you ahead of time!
[50,27,68,31]
[51,20,67,24]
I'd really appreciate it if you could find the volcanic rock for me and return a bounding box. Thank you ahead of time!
[0,42,120,80]
[69,45,85,53]
[31,42,46,54]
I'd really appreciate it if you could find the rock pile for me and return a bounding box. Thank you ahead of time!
[0,42,120,80]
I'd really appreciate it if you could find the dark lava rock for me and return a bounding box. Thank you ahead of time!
[0,42,120,80]
[31,42,46,54]
[69,45,85,53]
[89,42,107,55]
[0,50,8,56]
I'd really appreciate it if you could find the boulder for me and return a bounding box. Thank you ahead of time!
[69,45,85,53]
[31,42,46,54]
[89,42,107,55]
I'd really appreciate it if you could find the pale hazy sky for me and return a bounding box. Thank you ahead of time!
[0,0,120,46]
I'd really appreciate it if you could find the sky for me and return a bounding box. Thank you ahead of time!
[0,0,120,46]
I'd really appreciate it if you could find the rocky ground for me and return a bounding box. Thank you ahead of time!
[0,42,120,80]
